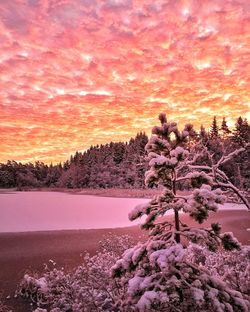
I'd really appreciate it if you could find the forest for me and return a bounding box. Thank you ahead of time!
[0,116,249,191]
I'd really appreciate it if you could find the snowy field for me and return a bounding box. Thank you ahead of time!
[0,191,247,233]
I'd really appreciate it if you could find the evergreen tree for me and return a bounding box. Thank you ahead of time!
[113,142,126,165]
[232,117,250,146]
[210,116,219,139]
[207,117,224,162]
[220,117,231,138]
[199,125,209,144]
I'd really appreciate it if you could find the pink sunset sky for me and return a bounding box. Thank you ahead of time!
[0,0,249,164]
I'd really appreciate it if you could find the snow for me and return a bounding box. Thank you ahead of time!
[128,202,150,221]
[149,155,168,166]
[0,191,247,233]
[145,168,157,185]
[170,146,188,158]
[0,192,148,233]
[218,202,248,210]
[36,277,48,293]
[23,274,48,293]
[136,291,159,311]
[185,185,226,216]
[191,287,204,303]
[128,276,144,294]
[149,244,185,269]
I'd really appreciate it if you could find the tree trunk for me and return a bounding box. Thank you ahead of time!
[174,209,181,243]
[173,170,181,243]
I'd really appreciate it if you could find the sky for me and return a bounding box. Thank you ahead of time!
[0,0,249,164]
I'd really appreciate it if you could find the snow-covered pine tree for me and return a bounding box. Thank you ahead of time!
[111,114,250,312]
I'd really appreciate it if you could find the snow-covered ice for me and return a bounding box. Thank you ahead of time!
[0,192,247,233]
[0,192,148,232]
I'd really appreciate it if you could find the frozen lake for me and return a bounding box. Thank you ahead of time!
[0,191,247,233]
[0,191,148,232]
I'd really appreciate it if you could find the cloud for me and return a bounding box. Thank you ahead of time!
[102,0,133,10]
[0,0,249,163]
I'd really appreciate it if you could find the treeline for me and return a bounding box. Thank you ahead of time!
[0,116,249,190]
[0,132,148,189]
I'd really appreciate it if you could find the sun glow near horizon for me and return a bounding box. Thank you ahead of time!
[0,0,250,164]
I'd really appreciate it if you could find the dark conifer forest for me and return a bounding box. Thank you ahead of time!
[0,117,249,191]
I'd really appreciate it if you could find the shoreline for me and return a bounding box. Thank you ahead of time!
[0,187,161,199]
[1,188,249,205]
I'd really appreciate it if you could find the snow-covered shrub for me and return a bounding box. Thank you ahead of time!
[17,236,250,311]
[111,114,250,311]
[0,299,10,312]
[17,235,135,312]
[186,244,250,297]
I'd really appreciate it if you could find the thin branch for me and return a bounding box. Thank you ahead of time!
[189,165,211,171]
[214,181,250,210]
[216,144,249,168]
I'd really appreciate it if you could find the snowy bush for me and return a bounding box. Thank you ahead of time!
[0,299,10,312]
[17,238,250,311]
[17,235,135,312]
[186,244,250,297]
[111,114,250,311]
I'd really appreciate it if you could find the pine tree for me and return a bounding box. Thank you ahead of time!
[220,117,231,138]
[243,118,250,140]
[111,114,249,312]
[199,125,209,144]
[232,117,250,146]
[210,116,219,139]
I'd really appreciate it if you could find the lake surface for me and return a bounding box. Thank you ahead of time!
[0,191,148,232]
[0,191,246,233]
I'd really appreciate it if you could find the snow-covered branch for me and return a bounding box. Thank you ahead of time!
[214,181,250,210]
[188,144,250,211]
[216,144,249,168]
